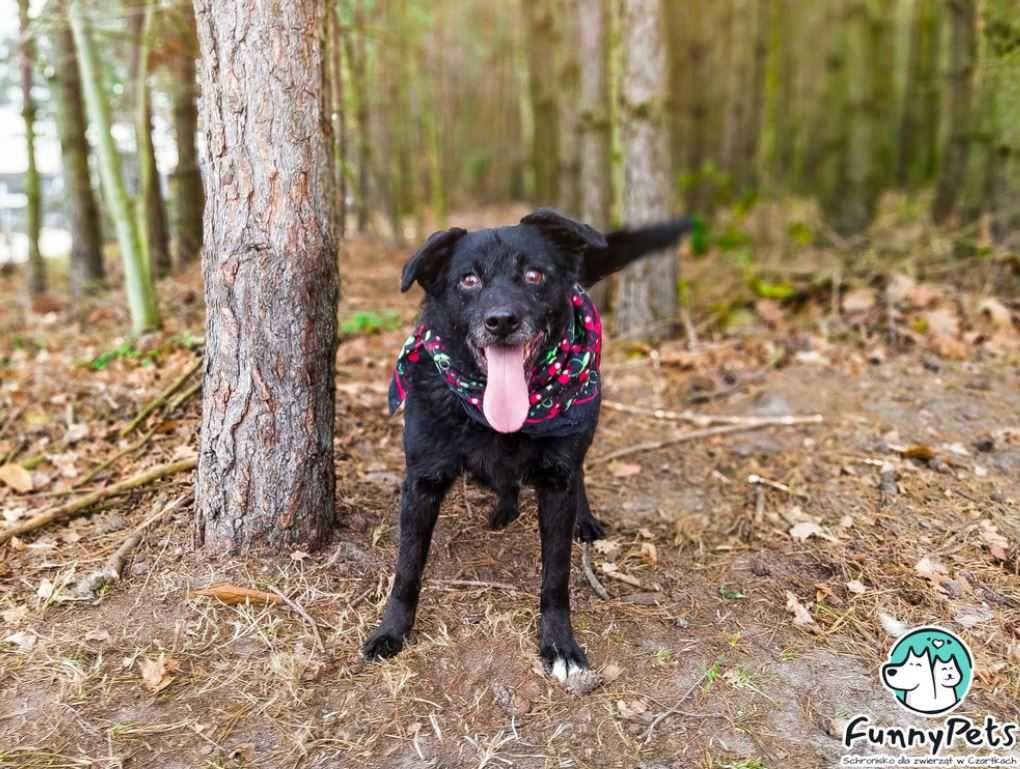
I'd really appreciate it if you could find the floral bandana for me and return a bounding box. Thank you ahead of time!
[388,284,603,437]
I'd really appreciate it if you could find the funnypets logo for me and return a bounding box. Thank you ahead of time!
[842,626,1019,764]
[881,627,973,717]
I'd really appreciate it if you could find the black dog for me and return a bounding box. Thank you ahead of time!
[363,209,689,680]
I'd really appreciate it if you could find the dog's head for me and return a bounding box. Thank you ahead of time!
[399,209,689,432]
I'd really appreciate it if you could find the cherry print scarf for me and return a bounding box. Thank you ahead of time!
[388,284,602,437]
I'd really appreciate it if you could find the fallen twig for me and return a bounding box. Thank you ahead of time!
[602,400,819,428]
[0,456,197,544]
[75,492,192,597]
[121,358,202,437]
[580,542,609,600]
[642,668,709,745]
[432,578,521,593]
[269,585,325,653]
[72,425,158,490]
[591,415,823,465]
[166,380,202,414]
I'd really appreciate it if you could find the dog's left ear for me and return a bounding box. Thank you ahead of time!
[400,227,468,293]
[519,209,608,267]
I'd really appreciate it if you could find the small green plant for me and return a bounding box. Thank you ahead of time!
[703,660,723,691]
[720,759,769,769]
[750,274,796,300]
[340,310,401,337]
[719,585,746,601]
[88,341,140,371]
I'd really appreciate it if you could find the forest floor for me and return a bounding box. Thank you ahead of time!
[1,204,1019,769]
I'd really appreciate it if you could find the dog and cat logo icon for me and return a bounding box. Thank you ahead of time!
[881,626,973,717]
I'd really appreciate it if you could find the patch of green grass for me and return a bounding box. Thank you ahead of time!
[87,341,140,371]
[703,660,723,691]
[719,585,746,601]
[340,310,401,337]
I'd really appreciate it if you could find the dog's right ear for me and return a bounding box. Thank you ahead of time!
[400,227,468,293]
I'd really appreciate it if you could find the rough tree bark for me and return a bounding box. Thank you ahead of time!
[525,0,560,205]
[50,3,105,296]
[193,0,339,553]
[614,0,676,340]
[343,0,373,233]
[327,0,348,238]
[18,0,46,296]
[169,3,205,265]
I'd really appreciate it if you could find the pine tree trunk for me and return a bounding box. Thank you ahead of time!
[18,0,46,296]
[69,0,159,333]
[193,0,339,553]
[615,0,676,340]
[169,4,204,265]
[932,0,977,224]
[131,0,171,277]
[50,4,105,297]
[760,0,795,193]
[682,0,710,211]
[525,0,560,205]
[721,0,752,192]
[344,1,372,232]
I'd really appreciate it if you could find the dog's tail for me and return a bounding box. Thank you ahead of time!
[581,217,693,287]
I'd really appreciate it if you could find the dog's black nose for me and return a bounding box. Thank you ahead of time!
[484,309,521,336]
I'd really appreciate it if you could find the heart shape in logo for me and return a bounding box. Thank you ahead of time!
[932,639,944,648]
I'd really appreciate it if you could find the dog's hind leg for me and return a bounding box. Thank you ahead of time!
[363,462,457,660]
[488,482,521,530]
[536,472,589,680]
[574,468,605,542]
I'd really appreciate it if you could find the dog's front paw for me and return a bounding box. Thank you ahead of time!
[488,499,521,530]
[540,635,589,682]
[362,626,406,660]
[575,511,605,542]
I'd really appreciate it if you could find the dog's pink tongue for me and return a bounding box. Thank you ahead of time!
[482,345,530,433]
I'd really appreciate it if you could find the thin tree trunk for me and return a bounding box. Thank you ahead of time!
[327,0,348,239]
[983,0,1020,245]
[615,0,676,340]
[558,0,581,215]
[578,0,612,307]
[759,0,795,193]
[193,0,339,553]
[721,0,752,192]
[682,0,710,211]
[49,3,105,296]
[932,0,977,224]
[131,0,171,277]
[69,0,159,333]
[17,0,46,296]
[344,0,372,232]
[525,0,560,205]
[169,4,204,265]
[897,0,942,187]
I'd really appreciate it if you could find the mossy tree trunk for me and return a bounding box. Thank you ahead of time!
[615,0,676,340]
[525,0,560,205]
[69,0,159,333]
[49,3,105,296]
[18,0,46,296]
[898,0,942,188]
[193,0,339,553]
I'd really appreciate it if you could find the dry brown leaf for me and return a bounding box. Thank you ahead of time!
[915,554,948,582]
[601,663,623,684]
[978,297,1013,330]
[900,444,936,461]
[879,611,908,638]
[789,521,837,543]
[979,520,1010,561]
[929,333,968,360]
[188,583,281,606]
[608,461,642,479]
[138,652,178,693]
[846,580,867,595]
[599,562,643,588]
[842,287,876,314]
[639,542,658,565]
[0,464,33,494]
[785,591,817,630]
[616,699,648,720]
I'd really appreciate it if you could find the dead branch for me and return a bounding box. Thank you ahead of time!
[269,585,325,652]
[580,542,609,600]
[75,492,192,597]
[72,425,157,490]
[166,380,202,414]
[0,456,197,544]
[121,357,202,437]
[642,668,710,744]
[591,415,823,465]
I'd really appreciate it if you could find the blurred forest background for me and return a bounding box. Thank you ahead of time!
[2,0,1019,332]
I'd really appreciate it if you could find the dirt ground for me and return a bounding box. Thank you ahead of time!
[1,209,1019,769]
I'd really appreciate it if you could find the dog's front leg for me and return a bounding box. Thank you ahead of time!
[536,474,589,680]
[363,468,454,659]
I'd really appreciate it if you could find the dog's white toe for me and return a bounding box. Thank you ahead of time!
[551,657,586,683]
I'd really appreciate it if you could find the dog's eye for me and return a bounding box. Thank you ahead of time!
[459,273,481,290]
[524,269,544,285]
